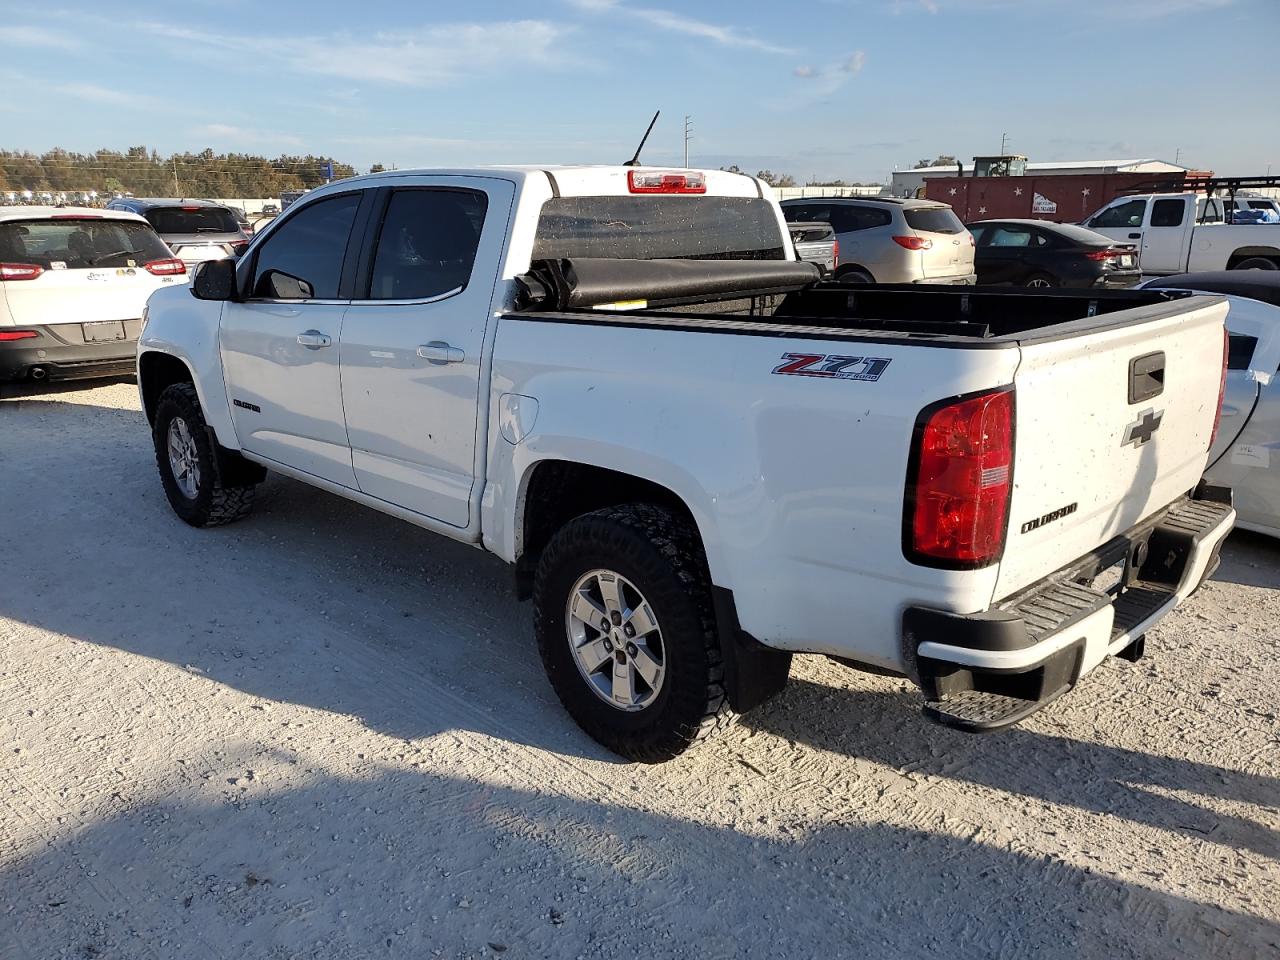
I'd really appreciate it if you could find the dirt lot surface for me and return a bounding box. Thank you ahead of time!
[2,378,1278,960]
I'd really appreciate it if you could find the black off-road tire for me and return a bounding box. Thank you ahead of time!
[533,504,734,763]
[152,383,258,527]
[1232,257,1278,271]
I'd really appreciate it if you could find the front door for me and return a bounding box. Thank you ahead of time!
[339,177,513,527]
[220,190,366,487]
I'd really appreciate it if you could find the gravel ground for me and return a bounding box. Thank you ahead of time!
[1,378,1278,960]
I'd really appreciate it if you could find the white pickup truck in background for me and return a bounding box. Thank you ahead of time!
[137,165,1235,762]
[1083,192,1280,275]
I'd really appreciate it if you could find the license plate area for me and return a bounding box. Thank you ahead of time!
[82,321,126,342]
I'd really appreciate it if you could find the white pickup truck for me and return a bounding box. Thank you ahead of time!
[1083,192,1280,275]
[137,165,1235,762]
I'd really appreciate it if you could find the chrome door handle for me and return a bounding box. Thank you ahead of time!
[296,330,332,349]
[1127,232,1142,240]
[417,341,465,364]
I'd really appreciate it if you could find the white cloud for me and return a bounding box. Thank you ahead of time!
[791,49,867,98]
[0,25,81,49]
[193,124,304,148]
[566,0,794,53]
[135,19,568,87]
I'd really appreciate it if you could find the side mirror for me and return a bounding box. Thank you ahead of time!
[256,269,314,300]
[191,258,238,301]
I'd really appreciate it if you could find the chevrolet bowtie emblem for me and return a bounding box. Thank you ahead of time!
[1123,408,1164,448]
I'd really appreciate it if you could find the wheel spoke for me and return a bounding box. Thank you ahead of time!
[569,589,607,628]
[597,573,623,614]
[575,638,611,674]
[624,601,658,638]
[611,658,634,707]
[630,642,662,688]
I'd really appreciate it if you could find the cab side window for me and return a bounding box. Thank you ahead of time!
[1150,199,1186,228]
[367,189,488,301]
[250,193,361,300]
[1090,199,1146,229]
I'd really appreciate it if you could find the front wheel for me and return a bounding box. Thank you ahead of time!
[533,504,734,762]
[1023,272,1057,288]
[152,383,258,527]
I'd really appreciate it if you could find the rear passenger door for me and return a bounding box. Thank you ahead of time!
[338,177,513,528]
[832,204,893,278]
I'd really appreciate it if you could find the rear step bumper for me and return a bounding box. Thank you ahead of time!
[903,484,1235,732]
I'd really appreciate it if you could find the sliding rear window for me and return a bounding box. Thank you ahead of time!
[145,206,240,234]
[533,196,786,261]
[904,206,965,235]
[0,218,171,269]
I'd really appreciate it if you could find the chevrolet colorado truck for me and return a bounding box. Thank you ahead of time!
[136,165,1235,762]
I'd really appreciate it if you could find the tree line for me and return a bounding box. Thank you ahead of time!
[0,147,365,198]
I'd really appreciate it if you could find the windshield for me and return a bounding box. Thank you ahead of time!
[533,196,787,261]
[0,218,172,269]
[145,206,240,234]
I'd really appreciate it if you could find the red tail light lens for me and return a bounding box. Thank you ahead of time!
[1083,248,1125,261]
[832,238,840,267]
[907,389,1014,567]
[0,329,39,341]
[144,258,187,276]
[627,170,706,194]
[0,263,44,281]
[892,235,932,251]
[1210,326,1228,448]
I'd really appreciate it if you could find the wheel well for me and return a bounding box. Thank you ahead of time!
[1226,248,1280,269]
[515,460,698,600]
[835,262,874,280]
[138,352,195,426]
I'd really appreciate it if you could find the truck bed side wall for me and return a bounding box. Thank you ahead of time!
[485,317,1020,670]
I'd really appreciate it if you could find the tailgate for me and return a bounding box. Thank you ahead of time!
[2,268,164,327]
[993,296,1228,599]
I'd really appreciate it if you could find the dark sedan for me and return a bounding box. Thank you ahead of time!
[967,219,1140,288]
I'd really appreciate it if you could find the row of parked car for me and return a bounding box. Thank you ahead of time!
[781,191,1280,288]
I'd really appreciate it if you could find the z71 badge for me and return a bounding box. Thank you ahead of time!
[772,354,891,382]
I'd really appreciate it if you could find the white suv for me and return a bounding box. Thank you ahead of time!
[0,207,186,383]
[780,197,975,284]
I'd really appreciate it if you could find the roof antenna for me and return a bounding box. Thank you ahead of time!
[624,110,660,167]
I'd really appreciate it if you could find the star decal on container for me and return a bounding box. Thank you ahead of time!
[1082,188,1091,197]
[1013,187,1023,196]
[978,206,987,215]
[949,188,957,196]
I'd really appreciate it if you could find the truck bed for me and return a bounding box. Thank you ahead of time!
[512,257,1208,344]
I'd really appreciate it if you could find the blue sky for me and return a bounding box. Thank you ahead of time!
[2,0,1276,181]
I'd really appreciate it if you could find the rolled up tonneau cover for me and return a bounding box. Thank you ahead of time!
[516,257,820,311]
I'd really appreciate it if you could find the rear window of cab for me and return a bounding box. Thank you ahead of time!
[144,206,241,234]
[0,218,172,270]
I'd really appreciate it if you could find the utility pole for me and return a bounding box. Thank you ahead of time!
[684,115,692,168]
[1174,146,1182,166]
[172,158,181,197]
[999,132,1009,156]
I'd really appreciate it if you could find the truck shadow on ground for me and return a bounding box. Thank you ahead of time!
[746,679,1280,861]
[1212,529,1280,588]
[2,766,1276,960]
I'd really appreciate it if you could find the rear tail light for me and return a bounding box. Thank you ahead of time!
[1210,326,1228,448]
[892,235,933,251]
[832,238,840,267]
[627,170,706,194]
[0,329,39,341]
[1083,248,1125,261]
[967,232,976,247]
[0,263,44,281]
[144,258,187,276]
[906,388,1014,567]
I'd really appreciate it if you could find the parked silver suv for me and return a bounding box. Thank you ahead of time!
[104,197,249,267]
[780,197,975,284]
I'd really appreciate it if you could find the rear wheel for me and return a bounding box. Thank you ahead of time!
[533,504,734,762]
[836,266,874,284]
[153,383,258,527]
[1232,257,1278,271]
[1023,272,1057,288]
